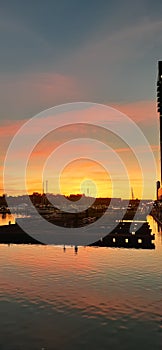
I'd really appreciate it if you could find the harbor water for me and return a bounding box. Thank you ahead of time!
[0,214,162,350]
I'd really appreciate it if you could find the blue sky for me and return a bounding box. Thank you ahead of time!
[0,0,161,121]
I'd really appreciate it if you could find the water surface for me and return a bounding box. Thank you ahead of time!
[0,215,162,350]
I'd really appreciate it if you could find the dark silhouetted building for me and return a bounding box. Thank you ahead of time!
[157,61,162,199]
[156,180,160,200]
[157,62,162,177]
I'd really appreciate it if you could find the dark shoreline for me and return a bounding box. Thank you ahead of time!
[0,223,44,245]
[0,220,155,249]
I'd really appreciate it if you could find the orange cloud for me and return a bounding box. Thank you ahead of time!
[111,100,158,124]
[1,101,158,198]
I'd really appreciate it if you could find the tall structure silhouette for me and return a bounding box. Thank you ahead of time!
[156,180,160,200]
[46,180,48,194]
[131,187,135,200]
[157,61,162,183]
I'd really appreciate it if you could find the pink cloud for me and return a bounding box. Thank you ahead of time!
[0,100,159,194]
[0,119,26,138]
[0,72,81,120]
[110,100,158,124]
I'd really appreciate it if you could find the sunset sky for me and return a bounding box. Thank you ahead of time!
[0,0,162,199]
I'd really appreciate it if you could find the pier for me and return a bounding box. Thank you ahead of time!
[0,219,155,249]
[90,221,155,249]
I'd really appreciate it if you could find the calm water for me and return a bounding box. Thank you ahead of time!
[0,214,162,350]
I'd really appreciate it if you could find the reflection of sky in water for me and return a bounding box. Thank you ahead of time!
[0,213,15,225]
[0,213,28,225]
[0,215,162,349]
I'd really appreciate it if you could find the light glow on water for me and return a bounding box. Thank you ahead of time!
[0,215,162,349]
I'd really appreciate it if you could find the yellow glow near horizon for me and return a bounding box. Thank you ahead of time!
[3,156,149,199]
[1,101,158,200]
[59,159,112,198]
